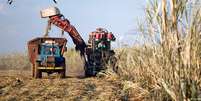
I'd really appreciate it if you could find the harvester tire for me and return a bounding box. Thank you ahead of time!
[85,67,95,77]
[85,69,91,77]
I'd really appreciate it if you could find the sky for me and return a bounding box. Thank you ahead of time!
[0,0,146,53]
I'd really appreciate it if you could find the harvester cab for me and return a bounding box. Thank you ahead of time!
[89,28,116,51]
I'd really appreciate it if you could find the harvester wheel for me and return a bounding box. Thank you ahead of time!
[85,68,91,77]
[85,67,95,77]
[34,62,42,78]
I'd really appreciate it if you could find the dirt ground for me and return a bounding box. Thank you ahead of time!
[0,70,122,101]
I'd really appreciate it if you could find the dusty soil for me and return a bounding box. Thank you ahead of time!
[0,70,122,101]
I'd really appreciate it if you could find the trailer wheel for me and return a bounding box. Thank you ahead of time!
[32,64,35,78]
[59,69,65,78]
[59,63,66,78]
[34,62,42,78]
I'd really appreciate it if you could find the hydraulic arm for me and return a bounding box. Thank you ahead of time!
[47,15,87,54]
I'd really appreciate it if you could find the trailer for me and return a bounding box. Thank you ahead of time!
[28,37,67,78]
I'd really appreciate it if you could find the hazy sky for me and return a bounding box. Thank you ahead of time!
[0,0,146,53]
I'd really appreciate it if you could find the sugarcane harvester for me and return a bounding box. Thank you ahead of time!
[27,7,116,78]
[85,28,116,76]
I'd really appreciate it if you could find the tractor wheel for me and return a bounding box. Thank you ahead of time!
[34,62,42,78]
